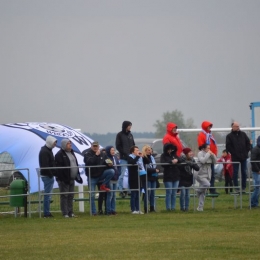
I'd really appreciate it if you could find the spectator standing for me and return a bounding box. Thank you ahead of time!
[84,141,114,216]
[250,136,260,208]
[162,122,183,157]
[105,146,121,215]
[160,143,183,211]
[197,121,218,194]
[38,135,57,218]
[142,145,160,213]
[226,122,251,192]
[116,121,135,197]
[128,146,144,214]
[196,144,217,212]
[179,148,199,211]
[55,139,83,218]
[217,150,233,194]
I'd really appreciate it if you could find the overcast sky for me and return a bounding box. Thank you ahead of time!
[1,0,259,134]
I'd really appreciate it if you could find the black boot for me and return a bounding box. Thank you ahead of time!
[150,206,155,212]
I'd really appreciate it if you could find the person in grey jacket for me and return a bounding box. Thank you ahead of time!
[55,139,83,218]
[196,143,217,211]
[250,136,260,208]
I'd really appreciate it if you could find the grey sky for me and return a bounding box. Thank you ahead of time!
[1,0,259,134]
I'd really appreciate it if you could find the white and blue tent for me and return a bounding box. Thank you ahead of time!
[0,122,94,192]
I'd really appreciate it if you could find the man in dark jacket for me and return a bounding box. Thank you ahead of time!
[250,136,260,207]
[116,121,135,197]
[55,139,83,218]
[84,141,114,216]
[38,135,57,218]
[226,122,251,192]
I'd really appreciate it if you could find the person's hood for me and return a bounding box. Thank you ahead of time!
[257,136,260,147]
[105,145,114,158]
[61,138,70,151]
[166,122,178,135]
[201,121,213,133]
[122,121,132,132]
[45,135,57,149]
[163,143,177,154]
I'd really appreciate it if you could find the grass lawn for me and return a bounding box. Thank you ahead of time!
[1,185,260,260]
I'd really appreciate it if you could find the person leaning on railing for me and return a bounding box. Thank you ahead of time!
[84,141,115,216]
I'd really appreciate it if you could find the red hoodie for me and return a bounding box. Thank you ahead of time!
[197,121,218,156]
[162,122,183,157]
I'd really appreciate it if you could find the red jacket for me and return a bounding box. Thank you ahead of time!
[162,122,183,157]
[217,153,233,178]
[197,121,218,156]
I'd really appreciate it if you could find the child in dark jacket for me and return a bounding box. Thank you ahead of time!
[179,148,199,211]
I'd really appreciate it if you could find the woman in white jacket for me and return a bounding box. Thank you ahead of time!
[196,143,217,211]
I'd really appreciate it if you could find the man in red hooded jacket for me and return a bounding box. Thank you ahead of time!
[162,122,183,157]
[197,121,218,194]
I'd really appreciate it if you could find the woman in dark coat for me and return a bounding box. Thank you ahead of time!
[160,143,184,211]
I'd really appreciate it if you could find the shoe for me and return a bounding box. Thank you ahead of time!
[69,214,78,218]
[98,210,104,215]
[64,215,69,218]
[119,191,126,198]
[111,211,117,215]
[181,208,185,212]
[197,207,203,212]
[138,211,144,214]
[131,211,138,214]
[100,184,110,192]
[44,213,54,218]
[185,208,189,212]
[92,213,97,216]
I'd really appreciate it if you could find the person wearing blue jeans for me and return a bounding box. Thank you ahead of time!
[39,135,57,218]
[164,181,179,210]
[89,168,115,215]
[116,121,135,197]
[250,135,260,207]
[179,147,199,211]
[160,143,184,211]
[117,159,127,195]
[105,146,121,215]
[41,176,55,216]
[84,141,115,216]
[251,172,260,207]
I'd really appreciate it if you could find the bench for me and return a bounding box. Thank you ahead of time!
[0,200,53,206]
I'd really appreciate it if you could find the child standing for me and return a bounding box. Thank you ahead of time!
[217,149,233,194]
[179,148,199,211]
[128,145,144,214]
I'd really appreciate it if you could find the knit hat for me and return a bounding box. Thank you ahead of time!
[183,148,191,155]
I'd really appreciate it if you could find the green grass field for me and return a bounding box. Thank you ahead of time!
[1,185,260,260]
